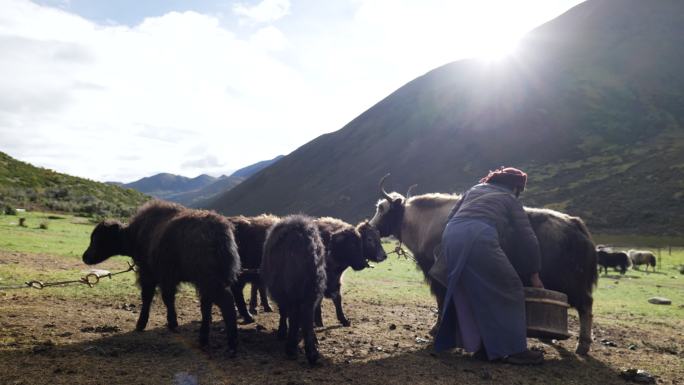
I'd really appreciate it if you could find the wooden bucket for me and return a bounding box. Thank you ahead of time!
[524,287,571,340]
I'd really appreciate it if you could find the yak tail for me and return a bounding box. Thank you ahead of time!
[570,217,598,288]
[217,230,241,287]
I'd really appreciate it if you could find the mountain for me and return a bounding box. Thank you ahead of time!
[183,155,285,207]
[209,0,684,236]
[123,173,217,200]
[123,155,284,207]
[0,151,149,218]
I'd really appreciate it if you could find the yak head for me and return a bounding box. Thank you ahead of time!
[330,228,367,271]
[356,221,386,264]
[82,220,126,265]
[369,174,416,239]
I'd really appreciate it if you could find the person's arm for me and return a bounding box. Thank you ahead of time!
[508,198,544,287]
[447,190,469,220]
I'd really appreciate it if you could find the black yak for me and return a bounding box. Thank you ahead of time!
[261,215,326,365]
[597,249,631,275]
[226,214,279,323]
[368,176,597,355]
[314,217,387,327]
[82,201,241,355]
[628,249,657,272]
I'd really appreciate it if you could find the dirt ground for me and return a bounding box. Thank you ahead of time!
[1,253,683,385]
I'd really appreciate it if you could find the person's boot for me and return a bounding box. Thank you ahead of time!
[502,349,544,365]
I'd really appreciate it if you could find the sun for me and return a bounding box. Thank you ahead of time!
[472,28,522,61]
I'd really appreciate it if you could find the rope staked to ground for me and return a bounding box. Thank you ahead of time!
[0,261,137,291]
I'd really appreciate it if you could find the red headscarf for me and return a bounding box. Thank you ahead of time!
[480,166,528,191]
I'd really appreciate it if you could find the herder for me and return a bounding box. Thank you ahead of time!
[432,167,544,365]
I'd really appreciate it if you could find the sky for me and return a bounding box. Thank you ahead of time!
[0,0,584,183]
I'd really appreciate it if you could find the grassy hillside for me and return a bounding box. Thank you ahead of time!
[0,152,148,218]
[210,0,684,235]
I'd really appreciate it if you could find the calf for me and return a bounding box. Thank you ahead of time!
[261,215,326,365]
[314,217,387,327]
[82,201,241,355]
[226,214,279,323]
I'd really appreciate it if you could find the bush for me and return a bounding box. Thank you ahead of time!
[4,206,17,215]
[39,221,49,230]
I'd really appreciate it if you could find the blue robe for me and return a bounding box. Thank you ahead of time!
[434,217,527,360]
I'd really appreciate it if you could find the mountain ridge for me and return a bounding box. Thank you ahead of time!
[208,0,684,235]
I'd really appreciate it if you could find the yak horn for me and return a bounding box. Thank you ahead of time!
[406,184,418,199]
[379,173,392,201]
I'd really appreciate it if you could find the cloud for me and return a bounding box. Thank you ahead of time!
[181,155,225,170]
[0,0,312,182]
[233,0,290,24]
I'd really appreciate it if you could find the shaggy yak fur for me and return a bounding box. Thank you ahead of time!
[369,188,597,355]
[628,249,657,272]
[82,201,241,355]
[313,217,387,327]
[261,215,326,365]
[226,214,279,323]
[597,249,631,275]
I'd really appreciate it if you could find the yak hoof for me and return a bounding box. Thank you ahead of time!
[249,307,258,315]
[575,343,591,356]
[242,315,255,324]
[135,326,146,333]
[306,351,321,366]
[225,347,237,358]
[263,305,273,313]
[285,347,298,360]
[340,319,351,327]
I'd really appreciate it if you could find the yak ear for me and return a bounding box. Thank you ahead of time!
[331,228,357,247]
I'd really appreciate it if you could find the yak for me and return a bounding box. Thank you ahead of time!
[368,176,597,355]
[597,249,631,275]
[82,201,241,355]
[628,249,657,272]
[226,214,279,323]
[261,215,326,365]
[314,217,387,327]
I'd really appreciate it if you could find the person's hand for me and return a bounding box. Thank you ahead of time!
[530,272,544,289]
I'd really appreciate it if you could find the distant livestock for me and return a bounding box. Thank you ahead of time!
[261,215,326,365]
[368,176,597,355]
[82,201,241,355]
[596,249,631,275]
[628,249,657,272]
[314,217,387,327]
[226,214,279,322]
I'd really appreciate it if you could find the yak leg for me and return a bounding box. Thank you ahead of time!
[232,280,254,324]
[429,280,447,336]
[277,305,288,340]
[260,283,273,312]
[314,302,324,327]
[576,300,593,355]
[301,300,320,365]
[285,306,301,359]
[135,271,156,332]
[199,294,213,347]
[249,282,259,315]
[331,292,351,327]
[215,286,239,357]
[161,284,179,331]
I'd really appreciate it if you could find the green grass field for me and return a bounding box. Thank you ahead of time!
[2,210,683,322]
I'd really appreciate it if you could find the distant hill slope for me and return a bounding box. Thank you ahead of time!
[209,0,684,236]
[123,155,284,207]
[0,152,149,218]
[184,155,284,207]
[124,173,217,200]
